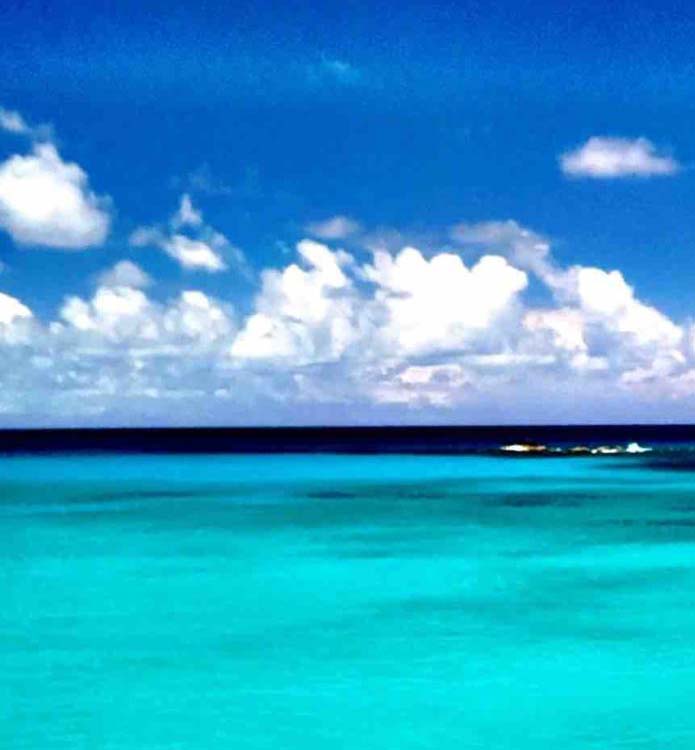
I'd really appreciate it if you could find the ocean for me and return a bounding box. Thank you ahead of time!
[4,427,695,748]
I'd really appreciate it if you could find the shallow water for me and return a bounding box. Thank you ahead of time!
[4,451,695,748]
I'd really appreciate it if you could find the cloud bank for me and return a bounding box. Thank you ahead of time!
[0,105,691,424]
[2,219,695,423]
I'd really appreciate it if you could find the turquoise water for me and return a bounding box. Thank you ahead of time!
[4,451,695,748]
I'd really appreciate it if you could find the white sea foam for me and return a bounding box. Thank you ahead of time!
[625,442,652,454]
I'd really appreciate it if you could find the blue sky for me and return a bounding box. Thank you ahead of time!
[2,0,695,425]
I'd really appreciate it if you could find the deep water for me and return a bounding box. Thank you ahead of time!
[4,449,695,748]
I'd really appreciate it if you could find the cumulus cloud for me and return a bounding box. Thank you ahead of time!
[228,230,695,412]
[366,363,473,407]
[131,194,244,273]
[231,239,357,362]
[59,284,235,348]
[0,291,33,344]
[560,137,680,178]
[0,143,110,248]
[230,239,528,370]
[0,276,239,420]
[363,248,527,356]
[60,285,157,342]
[5,218,695,422]
[524,308,587,354]
[573,267,681,348]
[0,292,31,320]
[306,215,361,240]
[451,219,558,285]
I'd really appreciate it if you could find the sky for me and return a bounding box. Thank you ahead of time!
[2,0,695,425]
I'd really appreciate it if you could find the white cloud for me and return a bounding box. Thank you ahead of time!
[0,106,51,140]
[60,285,157,342]
[131,194,242,273]
[0,291,34,346]
[163,290,236,346]
[0,143,110,248]
[524,308,587,353]
[227,228,695,412]
[58,283,235,349]
[98,261,151,289]
[6,217,695,422]
[129,227,162,247]
[363,248,528,356]
[0,291,32,325]
[560,137,680,178]
[231,239,356,362]
[451,220,574,307]
[161,235,227,272]
[306,215,361,240]
[568,266,682,350]
[0,282,235,420]
[0,108,29,135]
[370,363,472,407]
[172,193,203,228]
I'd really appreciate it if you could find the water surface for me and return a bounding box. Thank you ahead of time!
[4,449,695,748]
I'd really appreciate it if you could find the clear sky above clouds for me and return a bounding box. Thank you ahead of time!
[2,0,695,426]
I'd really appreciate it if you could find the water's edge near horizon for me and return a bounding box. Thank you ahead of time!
[4,424,695,454]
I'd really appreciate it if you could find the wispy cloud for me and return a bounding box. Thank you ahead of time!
[560,136,680,178]
[172,164,233,197]
[0,108,29,135]
[0,106,53,141]
[130,194,247,274]
[305,215,361,240]
[98,260,152,289]
[306,58,363,87]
